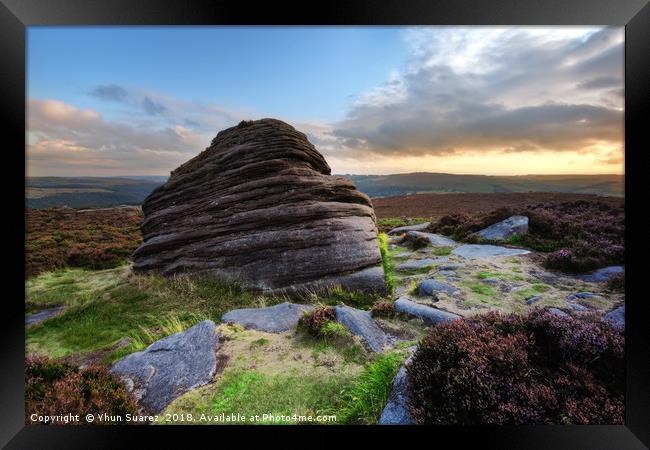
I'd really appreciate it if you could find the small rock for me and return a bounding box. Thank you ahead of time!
[437,270,456,277]
[394,297,460,325]
[577,265,624,283]
[395,252,413,258]
[405,231,457,247]
[548,308,569,317]
[573,292,596,298]
[397,258,437,272]
[378,353,416,425]
[566,302,589,311]
[221,302,314,333]
[475,215,529,241]
[418,279,459,296]
[335,305,387,352]
[387,222,431,235]
[603,305,624,329]
[110,320,219,414]
[526,295,542,305]
[480,278,500,284]
[25,306,66,327]
[452,244,530,260]
[438,263,465,271]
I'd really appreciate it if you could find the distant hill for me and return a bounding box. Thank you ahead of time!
[26,173,623,209]
[344,173,624,198]
[26,177,166,209]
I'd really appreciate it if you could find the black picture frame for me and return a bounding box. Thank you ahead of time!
[2,0,648,448]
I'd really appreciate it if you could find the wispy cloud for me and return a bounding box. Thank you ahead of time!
[330,27,624,161]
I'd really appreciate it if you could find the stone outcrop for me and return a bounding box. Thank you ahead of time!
[394,297,460,325]
[110,320,219,413]
[335,305,387,352]
[221,302,314,333]
[475,215,529,241]
[133,119,385,294]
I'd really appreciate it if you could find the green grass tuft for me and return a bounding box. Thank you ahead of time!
[378,233,396,294]
[336,352,405,424]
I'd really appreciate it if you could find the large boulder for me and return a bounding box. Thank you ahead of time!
[475,215,528,241]
[110,320,219,414]
[133,119,385,295]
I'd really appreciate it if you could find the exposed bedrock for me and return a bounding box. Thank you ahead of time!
[133,118,386,294]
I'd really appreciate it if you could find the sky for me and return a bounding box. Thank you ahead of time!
[26,26,624,177]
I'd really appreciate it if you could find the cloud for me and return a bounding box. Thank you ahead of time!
[142,96,167,116]
[27,99,212,175]
[331,27,624,160]
[90,84,129,102]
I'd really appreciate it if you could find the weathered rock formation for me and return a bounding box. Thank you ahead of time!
[133,119,385,294]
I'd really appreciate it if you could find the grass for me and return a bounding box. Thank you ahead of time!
[336,352,405,424]
[511,283,551,301]
[163,369,352,424]
[430,246,453,256]
[26,265,288,363]
[376,217,429,233]
[164,351,405,425]
[378,233,396,294]
[475,271,525,281]
[25,266,130,312]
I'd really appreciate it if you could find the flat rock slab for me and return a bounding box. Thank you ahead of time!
[406,231,457,247]
[526,295,543,305]
[397,258,437,271]
[221,302,314,333]
[335,305,387,352]
[388,222,431,235]
[394,297,460,325]
[25,306,66,327]
[577,265,624,282]
[418,279,459,296]
[548,308,569,317]
[110,320,219,414]
[378,351,416,425]
[476,215,528,241]
[603,305,624,329]
[452,244,530,260]
[439,263,465,271]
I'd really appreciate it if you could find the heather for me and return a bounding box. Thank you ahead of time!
[428,199,624,273]
[26,207,143,278]
[407,309,624,425]
[25,355,137,424]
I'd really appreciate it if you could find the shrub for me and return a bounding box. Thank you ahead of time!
[606,272,625,292]
[407,309,624,425]
[26,208,143,278]
[371,301,395,319]
[298,306,336,337]
[428,200,624,273]
[26,355,137,424]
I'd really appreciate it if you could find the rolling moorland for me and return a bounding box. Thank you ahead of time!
[26,173,623,209]
[25,192,625,425]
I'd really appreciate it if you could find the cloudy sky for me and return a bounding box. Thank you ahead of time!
[27,26,624,176]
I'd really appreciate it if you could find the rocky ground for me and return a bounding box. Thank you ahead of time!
[24,213,625,425]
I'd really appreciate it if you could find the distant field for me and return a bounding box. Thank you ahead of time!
[348,173,624,198]
[26,176,165,209]
[372,192,624,222]
[26,173,623,209]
